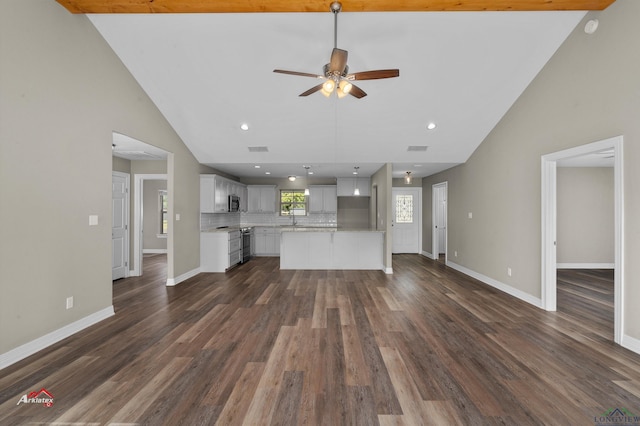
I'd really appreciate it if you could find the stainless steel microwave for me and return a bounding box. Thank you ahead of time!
[228,195,240,212]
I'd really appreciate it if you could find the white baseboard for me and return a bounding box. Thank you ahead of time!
[166,267,201,286]
[621,334,640,355]
[0,306,114,371]
[421,251,433,259]
[446,261,543,309]
[384,267,393,274]
[556,263,614,269]
[143,249,168,254]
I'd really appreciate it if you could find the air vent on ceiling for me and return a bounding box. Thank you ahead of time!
[407,146,428,152]
[248,146,269,153]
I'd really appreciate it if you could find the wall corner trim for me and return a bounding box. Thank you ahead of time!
[420,251,433,259]
[166,267,201,286]
[447,261,543,309]
[0,306,115,371]
[621,334,640,356]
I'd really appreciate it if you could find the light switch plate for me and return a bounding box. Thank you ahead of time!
[89,215,98,226]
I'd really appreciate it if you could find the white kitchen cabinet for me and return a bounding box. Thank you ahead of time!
[200,230,242,272]
[214,177,229,213]
[254,227,280,256]
[200,175,246,213]
[308,185,337,213]
[337,178,370,197]
[200,175,216,213]
[247,185,276,213]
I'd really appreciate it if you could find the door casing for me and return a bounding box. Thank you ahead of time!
[541,135,623,345]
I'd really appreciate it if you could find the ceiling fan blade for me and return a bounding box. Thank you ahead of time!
[329,48,348,74]
[348,83,367,99]
[274,69,323,79]
[348,69,400,81]
[299,83,325,97]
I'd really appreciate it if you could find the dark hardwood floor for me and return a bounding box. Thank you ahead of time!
[1,254,639,425]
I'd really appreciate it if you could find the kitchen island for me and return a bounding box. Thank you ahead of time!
[280,228,384,271]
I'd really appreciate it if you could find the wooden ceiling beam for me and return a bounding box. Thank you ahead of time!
[55,0,616,14]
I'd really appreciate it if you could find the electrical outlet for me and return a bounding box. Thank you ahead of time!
[66,296,74,310]
[507,267,512,277]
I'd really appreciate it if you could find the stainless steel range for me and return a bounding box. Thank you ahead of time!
[240,227,253,263]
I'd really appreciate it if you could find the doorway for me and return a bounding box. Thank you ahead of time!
[133,174,168,277]
[392,187,422,253]
[112,171,130,280]
[541,135,623,344]
[432,182,448,262]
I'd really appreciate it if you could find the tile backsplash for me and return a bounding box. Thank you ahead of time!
[200,212,337,230]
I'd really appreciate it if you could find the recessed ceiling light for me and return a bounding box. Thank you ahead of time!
[427,123,437,130]
[254,165,261,169]
[240,123,249,131]
[413,164,423,167]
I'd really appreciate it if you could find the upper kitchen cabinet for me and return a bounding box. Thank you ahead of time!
[200,174,246,213]
[309,185,337,213]
[337,178,370,197]
[247,185,277,213]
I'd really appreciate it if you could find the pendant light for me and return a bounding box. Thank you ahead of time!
[405,171,412,184]
[353,166,360,196]
[304,166,311,196]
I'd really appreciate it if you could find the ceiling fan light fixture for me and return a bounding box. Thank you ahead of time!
[405,171,412,184]
[323,79,336,93]
[339,80,352,94]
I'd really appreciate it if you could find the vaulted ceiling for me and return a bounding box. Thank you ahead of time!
[57,0,614,179]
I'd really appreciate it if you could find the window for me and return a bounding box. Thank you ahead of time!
[280,190,307,216]
[395,194,413,223]
[159,190,168,234]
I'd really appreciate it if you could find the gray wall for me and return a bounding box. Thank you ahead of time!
[337,197,370,229]
[112,156,131,174]
[557,167,614,265]
[0,0,202,355]
[143,180,168,251]
[422,0,640,340]
[392,177,423,188]
[371,164,393,271]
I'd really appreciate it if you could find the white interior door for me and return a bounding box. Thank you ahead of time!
[392,188,421,253]
[433,183,448,258]
[112,172,129,280]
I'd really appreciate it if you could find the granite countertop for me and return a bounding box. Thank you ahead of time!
[201,225,382,233]
[279,227,383,233]
[201,226,241,233]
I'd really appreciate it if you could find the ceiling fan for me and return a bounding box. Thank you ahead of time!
[273,1,399,99]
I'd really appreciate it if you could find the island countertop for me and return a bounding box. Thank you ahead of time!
[280,229,384,271]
